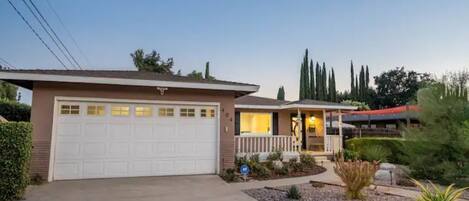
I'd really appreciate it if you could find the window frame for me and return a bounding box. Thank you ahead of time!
[200,108,216,118]
[87,105,105,116]
[158,107,175,117]
[180,108,195,117]
[135,105,153,117]
[111,105,130,116]
[239,112,273,136]
[60,104,80,115]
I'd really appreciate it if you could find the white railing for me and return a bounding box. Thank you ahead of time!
[235,135,298,154]
[325,135,341,153]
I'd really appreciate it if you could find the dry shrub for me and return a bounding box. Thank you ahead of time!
[334,159,379,199]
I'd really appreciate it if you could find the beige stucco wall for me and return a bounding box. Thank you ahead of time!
[30,82,237,180]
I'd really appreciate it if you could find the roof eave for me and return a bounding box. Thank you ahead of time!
[0,72,259,93]
[281,104,358,110]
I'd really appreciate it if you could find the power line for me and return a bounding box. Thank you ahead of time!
[21,0,76,68]
[7,0,68,69]
[0,57,17,69]
[28,0,82,69]
[45,0,90,67]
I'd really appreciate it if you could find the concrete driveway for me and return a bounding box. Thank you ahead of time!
[24,175,255,201]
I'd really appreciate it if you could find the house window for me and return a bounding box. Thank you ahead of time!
[87,105,105,116]
[111,106,130,116]
[240,112,272,135]
[60,105,80,115]
[158,108,174,117]
[201,109,215,118]
[386,124,397,129]
[180,108,195,117]
[135,106,152,117]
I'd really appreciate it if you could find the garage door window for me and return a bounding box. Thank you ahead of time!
[87,105,105,116]
[111,106,130,116]
[135,106,152,117]
[180,108,195,117]
[201,109,215,118]
[60,105,80,115]
[158,108,174,117]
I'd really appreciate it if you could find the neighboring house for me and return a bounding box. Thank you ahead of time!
[234,96,356,156]
[0,69,356,182]
[342,105,419,130]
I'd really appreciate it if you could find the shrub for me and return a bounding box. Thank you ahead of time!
[220,168,237,182]
[286,185,301,199]
[0,122,33,201]
[250,163,271,178]
[266,149,283,161]
[235,155,248,171]
[273,165,289,176]
[343,149,359,161]
[0,100,31,122]
[300,153,315,167]
[361,145,391,162]
[334,159,379,199]
[413,179,469,201]
[288,158,304,173]
[346,137,406,164]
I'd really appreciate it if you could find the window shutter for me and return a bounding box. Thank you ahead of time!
[235,111,240,135]
[272,112,279,135]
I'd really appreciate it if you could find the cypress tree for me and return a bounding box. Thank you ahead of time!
[304,49,310,99]
[322,62,327,100]
[299,62,305,100]
[359,65,365,100]
[315,62,321,99]
[350,61,355,100]
[277,86,285,100]
[365,65,370,90]
[328,72,332,101]
[331,68,337,102]
[309,60,315,100]
[204,62,210,80]
[355,75,359,99]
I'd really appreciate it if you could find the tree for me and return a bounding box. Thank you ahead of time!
[309,60,315,99]
[277,86,285,100]
[186,70,204,79]
[374,67,433,108]
[322,63,327,100]
[130,49,174,74]
[299,49,310,100]
[365,65,370,89]
[0,81,18,101]
[403,83,469,185]
[350,61,355,100]
[316,62,321,100]
[176,70,181,76]
[204,62,215,80]
[359,65,365,101]
[299,62,305,100]
[331,68,337,102]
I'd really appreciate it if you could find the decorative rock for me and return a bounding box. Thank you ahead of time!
[380,163,396,171]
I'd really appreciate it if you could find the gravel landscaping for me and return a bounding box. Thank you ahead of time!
[243,183,413,201]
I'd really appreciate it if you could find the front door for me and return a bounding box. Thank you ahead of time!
[290,113,306,150]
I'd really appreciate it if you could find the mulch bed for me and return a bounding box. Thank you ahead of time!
[254,165,327,181]
[244,183,413,201]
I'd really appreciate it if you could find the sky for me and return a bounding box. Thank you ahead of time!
[1,0,469,104]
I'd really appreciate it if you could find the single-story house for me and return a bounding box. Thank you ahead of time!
[342,105,419,130]
[0,69,355,182]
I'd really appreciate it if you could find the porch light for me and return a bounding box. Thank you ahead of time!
[309,116,316,123]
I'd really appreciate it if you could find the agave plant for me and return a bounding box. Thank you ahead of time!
[413,179,468,201]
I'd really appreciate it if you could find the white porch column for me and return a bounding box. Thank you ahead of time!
[296,107,302,152]
[338,109,343,151]
[322,109,327,152]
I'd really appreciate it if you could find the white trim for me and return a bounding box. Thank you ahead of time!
[323,109,327,152]
[0,72,259,92]
[48,96,221,181]
[235,104,357,110]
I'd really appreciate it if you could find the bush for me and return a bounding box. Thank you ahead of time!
[334,159,379,199]
[300,153,315,167]
[361,145,391,162]
[343,149,359,161]
[413,179,468,201]
[0,122,33,201]
[250,163,271,178]
[266,149,283,161]
[288,158,304,173]
[220,168,237,182]
[346,137,406,164]
[286,185,301,199]
[273,165,289,176]
[0,100,31,122]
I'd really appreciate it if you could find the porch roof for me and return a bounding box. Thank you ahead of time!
[235,96,357,110]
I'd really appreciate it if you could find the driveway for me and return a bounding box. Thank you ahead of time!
[25,175,255,201]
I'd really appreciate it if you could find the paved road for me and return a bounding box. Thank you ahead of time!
[25,175,255,201]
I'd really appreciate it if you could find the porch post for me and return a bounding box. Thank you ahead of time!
[322,109,327,152]
[297,107,302,152]
[338,109,343,152]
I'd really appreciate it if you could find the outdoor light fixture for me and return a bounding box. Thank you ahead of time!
[309,116,316,123]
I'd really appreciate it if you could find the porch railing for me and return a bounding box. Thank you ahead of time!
[235,135,298,154]
[325,135,341,153]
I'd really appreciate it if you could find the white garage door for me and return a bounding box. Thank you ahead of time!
[52,100,218,180]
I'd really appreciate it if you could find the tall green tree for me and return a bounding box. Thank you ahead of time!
[204,62,215,80]
[355,75,359,99]
[359,65,365,100]
[316,62,321,100]
[331,68,337,102]
[309,60,315,100]
[365,65,370,89]
[299,63,305,100]
[328,72,332,101]
[277,86,285,100]
[299,49,310,100]
[350,61,355,100]
[322,62,327,100]
[0,81,17,101]
[130,49,174,74]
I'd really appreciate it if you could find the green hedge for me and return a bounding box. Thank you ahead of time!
[345,137,406,164]
[0,122,33,201]
[0,100,31,122]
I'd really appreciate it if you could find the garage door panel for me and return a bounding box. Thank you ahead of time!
[54,101,217,180]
